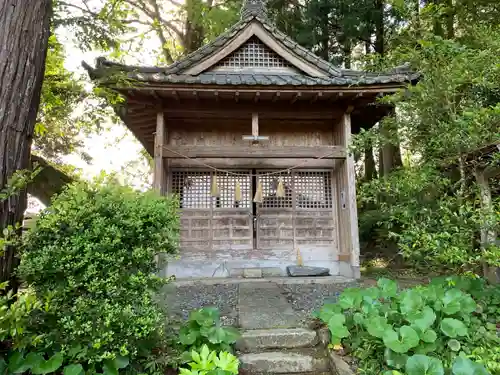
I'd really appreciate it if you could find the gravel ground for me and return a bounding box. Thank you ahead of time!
[161,280,358,327]
[279,282,358,318]
[161,283,239,326]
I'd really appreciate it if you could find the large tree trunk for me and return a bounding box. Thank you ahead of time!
[0,0,52,288]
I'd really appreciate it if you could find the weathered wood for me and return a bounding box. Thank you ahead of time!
[162,145,346,159]
[0,0,52,287]
[335,112,360,273]
[153,112,165,191]
[252,113,259,137]
[169,158,340,169]
[474,168,499,284]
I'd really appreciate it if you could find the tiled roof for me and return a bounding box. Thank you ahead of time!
[83,2,418,87]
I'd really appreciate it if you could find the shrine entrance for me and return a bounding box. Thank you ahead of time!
[172,169,337,253]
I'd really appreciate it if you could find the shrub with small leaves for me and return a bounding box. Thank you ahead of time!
[18,181,180,363]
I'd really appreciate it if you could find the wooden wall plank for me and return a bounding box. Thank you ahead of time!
[153,111,165,191]
[162,145,346,159]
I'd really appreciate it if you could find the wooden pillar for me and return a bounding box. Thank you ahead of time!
[153,111,165,193]
[475,168,499,284]
[335,108,360,278]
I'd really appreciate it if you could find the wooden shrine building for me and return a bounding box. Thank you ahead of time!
[84,0,417,279]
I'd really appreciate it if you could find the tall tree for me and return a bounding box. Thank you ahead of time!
[0,0,52,286]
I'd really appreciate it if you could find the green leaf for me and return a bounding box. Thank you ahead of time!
[447,339,461,352]
[406,355,444,375]
[8,351,30,374]
[440,318,468,338]
[420,329,437,343]
[179,326,200,345]
[214,352,239,374]
[366,316,390,338]
[103,360,118,375]
[338,289,362,309]
[451,357,489,375]
[383,326,420,354]
[114,355,129,369]
[24,353,43,370]
[442,289,463,315]
[0,358,6,375]
[32,353,64,375]
[384,348,407,370]
[63,364,84,375]
[408,306,436,332]
[378,278,398,298]
[191,307,219,327]
[400,290,424,315]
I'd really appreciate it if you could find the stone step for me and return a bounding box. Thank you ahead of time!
[238,348,330,374]
[236,328,318,352]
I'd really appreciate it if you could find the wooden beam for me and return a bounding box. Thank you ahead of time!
[235,91,240,102]
[162,145,346,159]
[153,111,165,191]
[310,92,322,103]
[169,158,338,169]
[272,92,281,102]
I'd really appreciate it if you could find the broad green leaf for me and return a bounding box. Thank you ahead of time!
[191,307,219,327]
[366,316,390,338]
[447,339,461,351]
[414,342,438,355]
[179,326,200,345]
[32,353,64,375]
[408,306,436,332]
[353,312,364,325]
[440,318,468,338]
[451,357,489,375]
[442,289,463,315]
[406,355,444,375]
[24,353,43,370]
[328,313,346,327]
[420,329,437,343]
[378,278,398,298]
[103,360,118,375]
[0,358,6,375]
[328,323,350,339]
[63,364,84,375]
[8,351,30,374]
[384,348,407,370]
[459,295,477,314]
[114,355,129,369]
[338,289,362,309]
[383,371,404,375]
[383,326,420,353]
[318,304,341,323]
[400,290,424,315]
[205,326,229,344]
[221,327,240,343]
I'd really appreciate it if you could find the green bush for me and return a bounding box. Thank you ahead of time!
[316,277,499,374]
[17,181,180,365]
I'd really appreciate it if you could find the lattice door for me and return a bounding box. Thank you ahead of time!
[171,170,253,251]
[255,169,336,250]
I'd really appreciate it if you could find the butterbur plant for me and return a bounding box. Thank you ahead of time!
[178,307,240,362]
[316,278,496,374]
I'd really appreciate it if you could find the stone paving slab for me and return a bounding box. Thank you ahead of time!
[238,283,301,329]
[239,348,330,374]
[236,328,318,352]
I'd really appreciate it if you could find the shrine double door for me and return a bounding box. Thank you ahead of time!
[171,169,337,253]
